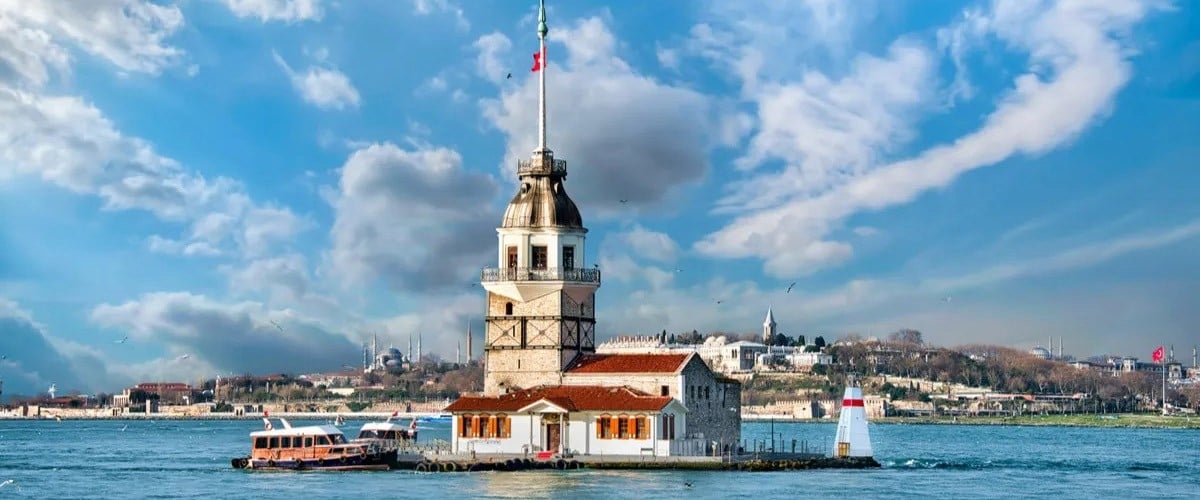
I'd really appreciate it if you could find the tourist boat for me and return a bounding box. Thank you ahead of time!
[231,417,397,471]
[353,412,418,450]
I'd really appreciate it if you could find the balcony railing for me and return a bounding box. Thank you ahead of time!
[517,158,567,176]
[481,266,601,284]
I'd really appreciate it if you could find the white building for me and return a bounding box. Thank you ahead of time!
[595,308,831,375]
[443,4,740,457]
[448,352,741,456]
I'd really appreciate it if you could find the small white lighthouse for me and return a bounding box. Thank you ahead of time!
[833,374,873,458]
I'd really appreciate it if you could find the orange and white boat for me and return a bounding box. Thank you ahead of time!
[231,415,397,471]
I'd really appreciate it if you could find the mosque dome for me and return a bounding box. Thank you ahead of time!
[1029,347,1051,360]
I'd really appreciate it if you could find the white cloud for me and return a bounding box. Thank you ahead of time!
[219,0,324,23]
[852,226,879,237]
[0,0,184,76]
[224,253,310,301]
[481,16,715,213]
[472,32,511,83]
[90,292,361,375]
[272,50,361,110]
[695,0,1162,278]
[614,225,680,263]
[0,14,70,88]
[0,297,128,395]
[328,142,500,292]
[655,44,679,70]
[411,0,469,32]
[599,218,1200,349]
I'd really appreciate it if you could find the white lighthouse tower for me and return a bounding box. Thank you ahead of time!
[833,374,873,458]
[480,0,601,395]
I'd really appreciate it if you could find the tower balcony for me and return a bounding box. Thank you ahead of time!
[481,266,600,284]
[517,157,567,176]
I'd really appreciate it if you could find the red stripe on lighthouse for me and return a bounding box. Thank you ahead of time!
[843,399,864,407]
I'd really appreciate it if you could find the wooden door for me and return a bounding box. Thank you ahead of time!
[545,423,561,452]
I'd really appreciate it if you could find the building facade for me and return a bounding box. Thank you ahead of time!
[444,0,739,458]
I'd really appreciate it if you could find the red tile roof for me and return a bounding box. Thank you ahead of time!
[565,353,691,374]
[445,385,674,413]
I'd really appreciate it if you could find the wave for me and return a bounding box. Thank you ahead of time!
[883,458,1186,473]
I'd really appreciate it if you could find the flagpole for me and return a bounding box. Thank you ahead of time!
[1162,350,1167,416]
[537,0,548,153]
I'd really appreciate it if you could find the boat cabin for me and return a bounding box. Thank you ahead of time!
[250,424,368,463]
[356,421,416,442]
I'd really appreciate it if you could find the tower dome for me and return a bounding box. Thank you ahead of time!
[500,154,583,228]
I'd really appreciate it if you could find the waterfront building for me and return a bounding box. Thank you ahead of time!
[445,0,740,458]
[595,308,832,375]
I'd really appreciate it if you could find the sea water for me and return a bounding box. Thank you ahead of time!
[0,419,1196,499]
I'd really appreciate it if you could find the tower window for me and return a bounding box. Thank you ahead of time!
[505,302,513,315]
[507,246,518,269]
[562,246,575,269]
[531,246,548,270]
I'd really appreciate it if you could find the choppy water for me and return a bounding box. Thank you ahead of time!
[0,418,1196,499]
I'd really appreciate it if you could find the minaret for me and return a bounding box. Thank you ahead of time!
[763,307,777,344]
[480,0,600,396]
[372,334,379,370]
[417,332,422,363]
[833,374,873,458]
[457,342,461,365]
[408,333,413,363]
[466,321,473,362]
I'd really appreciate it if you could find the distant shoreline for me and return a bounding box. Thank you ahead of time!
[744,413,1200,429]
[0,411,448,421]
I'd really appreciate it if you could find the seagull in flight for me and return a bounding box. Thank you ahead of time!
[715,299,723,305]
[506,72,512,79]
[942,296,953,303]
[786,281,796,294]
[116,335,128,344]
[269,320,284,333]
[0,480,14,489]
[176,354,190,361]
[619,199,628,204]
[674,267,682,273]
[121,424,128,432]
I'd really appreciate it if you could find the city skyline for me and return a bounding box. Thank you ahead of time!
[2,0,1199,396]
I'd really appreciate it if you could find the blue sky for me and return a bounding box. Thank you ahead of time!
[1,0,1198,397]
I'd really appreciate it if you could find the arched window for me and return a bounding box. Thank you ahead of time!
[705,386,711,400]
[597,414,612,439]
[480,414,493,438]
[459,415,472,438]
[496,414,510,438]
[505,303,513,315]
[617,414,630,439]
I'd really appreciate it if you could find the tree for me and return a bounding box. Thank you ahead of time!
[889,329,924,345]
[813,336,826,349]
[795,335,806,347]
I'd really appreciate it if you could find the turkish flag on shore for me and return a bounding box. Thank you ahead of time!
[1152,345,1164,363]
[532,48,545,72]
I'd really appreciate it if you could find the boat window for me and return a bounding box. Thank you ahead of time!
[316,435,330,446]
[304,437,313,448]
[292,436,303,448]
[384,431,397,440]
[280,436,291,448]
[269,437,279,449]
[254,437,268,449]
[329,434,346,444]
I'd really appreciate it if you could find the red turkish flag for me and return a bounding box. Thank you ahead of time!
[531,48,545,72]
[1152,345,1164,363]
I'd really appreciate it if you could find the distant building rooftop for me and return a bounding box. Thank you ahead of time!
[566,353,691,374]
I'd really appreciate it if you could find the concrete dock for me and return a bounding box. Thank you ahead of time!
[395,452,880,472]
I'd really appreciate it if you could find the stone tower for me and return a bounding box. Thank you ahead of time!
[763,307,777,344]
[480,0,600,395]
